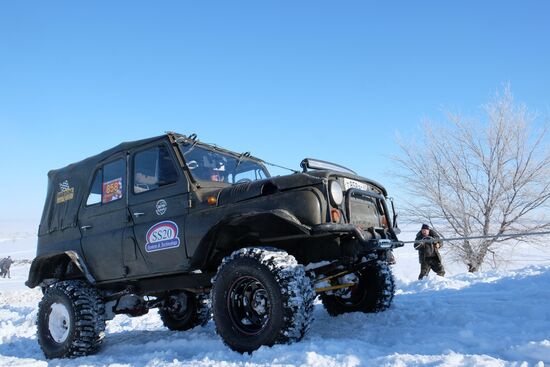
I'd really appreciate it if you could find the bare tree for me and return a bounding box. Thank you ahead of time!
[393,87,550,272]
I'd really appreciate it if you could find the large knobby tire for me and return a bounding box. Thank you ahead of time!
[321,260,395,316]
[159,291,210,331]
[37,280,106,359]
[212,248,315,353]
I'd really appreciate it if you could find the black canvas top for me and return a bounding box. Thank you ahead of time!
[38,134,167,236]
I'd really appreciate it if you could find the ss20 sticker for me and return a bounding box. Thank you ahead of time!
[145,221,181,253]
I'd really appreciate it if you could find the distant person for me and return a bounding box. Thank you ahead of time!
[0,256,14,278]
[414,224,445,280]
[0,257,5,277]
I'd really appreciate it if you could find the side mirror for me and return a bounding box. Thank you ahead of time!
[393,214,401,234]
[389,198,401,234]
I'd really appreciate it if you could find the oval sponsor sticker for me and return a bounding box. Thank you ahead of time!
[145,221,181,252]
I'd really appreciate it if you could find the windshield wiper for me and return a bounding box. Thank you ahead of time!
[235,152,251,170]
[176,134,200,157]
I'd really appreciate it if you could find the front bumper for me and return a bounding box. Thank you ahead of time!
[310,223,404,252]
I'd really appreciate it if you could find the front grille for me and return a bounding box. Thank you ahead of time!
[346,190,381,229]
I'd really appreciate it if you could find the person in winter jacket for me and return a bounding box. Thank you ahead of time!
[414,224,445,279]
[0,256,14,278]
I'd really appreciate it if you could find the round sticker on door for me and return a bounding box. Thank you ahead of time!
[156,199,167,216]
[145,221,180,252]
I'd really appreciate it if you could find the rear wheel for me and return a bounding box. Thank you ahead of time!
[321,260,394,316]
[159,291,210,331]
[212,248,315,353]
[37,280,106,359]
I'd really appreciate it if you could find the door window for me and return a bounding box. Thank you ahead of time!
[86,159,126,206]
[133,146,178,193]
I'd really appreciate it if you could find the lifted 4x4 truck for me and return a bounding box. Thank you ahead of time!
[27,132,403,358]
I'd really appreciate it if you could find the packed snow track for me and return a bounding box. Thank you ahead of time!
[1,262,549,366]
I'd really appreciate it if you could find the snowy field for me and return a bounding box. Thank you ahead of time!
[1,227,549,366]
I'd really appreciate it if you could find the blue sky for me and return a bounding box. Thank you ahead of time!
[1,1,549,226]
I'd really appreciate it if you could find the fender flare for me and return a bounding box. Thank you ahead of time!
[190,209,311,270]
[25,251,96,288]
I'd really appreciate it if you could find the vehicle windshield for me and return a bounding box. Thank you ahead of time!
[178,143,270,184]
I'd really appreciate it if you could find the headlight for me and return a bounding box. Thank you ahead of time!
[329,180,343,206]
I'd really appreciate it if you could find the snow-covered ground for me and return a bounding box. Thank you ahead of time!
[1,228,549,366]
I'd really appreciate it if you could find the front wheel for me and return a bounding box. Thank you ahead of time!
[321,260,395,316]
[212,248,315,353]
[37,280,106,359]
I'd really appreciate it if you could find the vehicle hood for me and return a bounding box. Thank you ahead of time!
[216,170,386,205]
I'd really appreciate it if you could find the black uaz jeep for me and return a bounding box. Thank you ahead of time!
[27,132,403,358]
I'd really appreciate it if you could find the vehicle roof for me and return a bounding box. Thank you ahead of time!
[48,134,168,177]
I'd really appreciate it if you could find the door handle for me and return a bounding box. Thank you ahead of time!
[81,225,93,230]
[133,212,145,217]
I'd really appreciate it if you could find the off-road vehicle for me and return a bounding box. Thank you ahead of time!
[27,132,403,358]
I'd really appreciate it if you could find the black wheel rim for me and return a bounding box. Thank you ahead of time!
[166,293,190,320]
[335,272,368,306]
[227,276,271,335]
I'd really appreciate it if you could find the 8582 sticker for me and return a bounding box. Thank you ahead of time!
[145,221,181,253]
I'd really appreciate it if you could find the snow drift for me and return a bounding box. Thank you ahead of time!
[1,232,549,366]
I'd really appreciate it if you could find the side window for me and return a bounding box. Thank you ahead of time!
[133,145,178,193]
[86,169,102,205]
[86,159,126,206]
